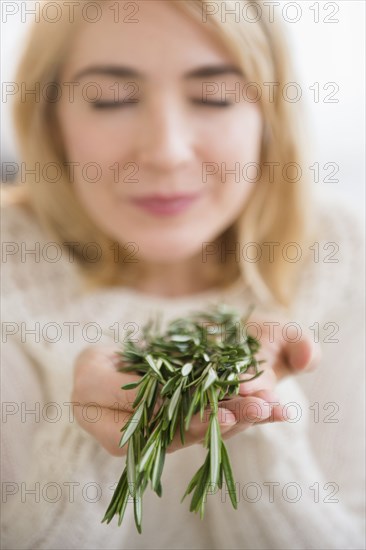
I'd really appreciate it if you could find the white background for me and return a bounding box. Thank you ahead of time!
[1,0,365,215]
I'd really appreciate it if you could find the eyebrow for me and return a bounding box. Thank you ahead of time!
[72,65,244,81]
[186,65,244,78]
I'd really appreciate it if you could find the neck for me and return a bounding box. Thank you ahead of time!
[120,227,240,298]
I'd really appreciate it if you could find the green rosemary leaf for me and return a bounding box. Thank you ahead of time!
[181,462,205,502]
[185,390,200,430]
[161,412,170,431]
[199,496,206,520]
[151,443,165,493]
[122,380,142,390]
[101,470,127,524]
[167,381,183,421]
[202,367,218,392]
[105,303,262,532]
[141,475,149,494]
[208,386,219,414]
[117,488,130,527]
[115,475,131,527]
[143,403,148,429]
[181,362,193,376]
[127,435,136,495]
[145,354,164,382]
[155,481,163,498]
[147,386,160,419]
[209,414,221,486]
[189,454,210,513]
[170,335,193,342]
[169,399,181,441]
[134,486,143,534]
[119,403,144,448]
[132,376,151,408]
[138,440,157,473]
[221,443,238,509]
[200,389,207,422]
[161,358,177,373]
[218,461,224,490]
[147,379,158,408]
[187,362,212,387]
[179,406,186,445]
[160,376,179,396]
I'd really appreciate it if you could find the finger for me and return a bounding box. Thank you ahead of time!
[75,398,237,458]
[285,337,321,373]
[219,395,274,422]
[216,395,276,440]
[250,389,292,423]
[75,393,280,458]
[268,334,321,382]
[167,407,237,453]
[247,319,321,381]
[73,404,130,457]
[72,344,142,411]
[238,368,277,396]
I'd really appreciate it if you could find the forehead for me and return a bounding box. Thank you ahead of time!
[62,0,235,78]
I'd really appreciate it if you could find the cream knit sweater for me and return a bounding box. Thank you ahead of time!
[1,192,365,550]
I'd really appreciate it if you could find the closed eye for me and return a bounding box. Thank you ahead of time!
[92,100,139,109]
[190,98,234,107]
[92,99,233,110]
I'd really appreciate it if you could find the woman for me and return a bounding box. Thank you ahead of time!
[2,1,364,548]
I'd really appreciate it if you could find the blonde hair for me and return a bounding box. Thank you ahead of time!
[8,0,314,309]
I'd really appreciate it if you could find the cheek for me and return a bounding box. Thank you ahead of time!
[58,99,133,169]
[202,105,262,214]
[220,105,263,165]
[58,108,134,207]
[63,123,122,167]
[208,178,255,232]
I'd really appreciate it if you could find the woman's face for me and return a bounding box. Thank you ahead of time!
[57,0,263,263]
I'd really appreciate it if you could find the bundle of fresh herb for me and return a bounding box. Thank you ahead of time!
[102,304,263,532]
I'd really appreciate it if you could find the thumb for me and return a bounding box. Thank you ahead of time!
[285,336,321,372]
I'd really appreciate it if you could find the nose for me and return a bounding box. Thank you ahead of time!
[137,96,194,172]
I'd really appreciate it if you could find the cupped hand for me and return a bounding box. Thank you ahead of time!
[71,324,320,456]
[221,317,321,433]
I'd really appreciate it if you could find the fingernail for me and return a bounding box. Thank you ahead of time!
[217,407,237,426]
[246,400,273,421]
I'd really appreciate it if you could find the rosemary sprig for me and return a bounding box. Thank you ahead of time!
[102,304,263,532]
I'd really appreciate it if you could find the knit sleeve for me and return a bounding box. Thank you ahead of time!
[1,199,84,319]
[1,337,46,483]
[1,201,49,483]
[290,192,365,538]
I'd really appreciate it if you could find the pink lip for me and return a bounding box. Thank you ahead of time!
[130,193,202,216]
